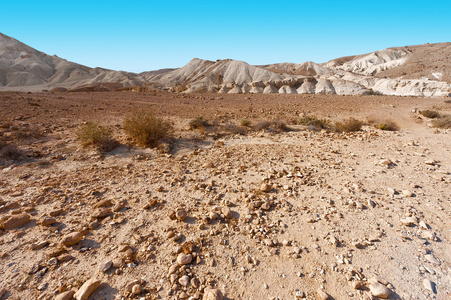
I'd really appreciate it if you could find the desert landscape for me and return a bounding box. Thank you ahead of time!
[0,33,450,300]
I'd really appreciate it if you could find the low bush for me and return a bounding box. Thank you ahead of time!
[297,115,331,129]
[419,110,441,119]
[432,115,451,129]
[253,120,288,132]
[124,110,173,147]
[77,122,116,151]
[189,116,209,130]
[0,144,22,160]
[373,121,399,131]
[240,119,252,127]
[362,90,384,96]
[334,118,363,132]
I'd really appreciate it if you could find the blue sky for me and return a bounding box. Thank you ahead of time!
[1,0,450,73]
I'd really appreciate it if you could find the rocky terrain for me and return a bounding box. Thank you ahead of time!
[0,90,450,299]
[1,32,451,97]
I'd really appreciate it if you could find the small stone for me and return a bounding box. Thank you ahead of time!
[1,213,31,230]
[168,264,178,274]
[61,232,84,246]
[401,190,413,197]
[423,279,436,293]
[178,275,190,286]
[425,160,436,165]
[369,282,390,299]
[55,290,75,300]
[202,288,223,300]
[221,207,233,219]
[190,277,200,288]
[177,253,192,265]
[112,258,123,268]
[260,183,272,192]
[176,209,187,221]
[316,288,330,300]
[74,278,101,300]
[263,283,269,289]
[295,290,305,298]
[57,254,74,262]
[369,275,388,286]
[351,281,363,289]
[419,221,428,229]
[131,284,142,295]
[379,159,393,167]
[40,216,56,226]
[99,260,113,272]
[260,201,271,211]
[425,254,440,265]
[400,217,417,226]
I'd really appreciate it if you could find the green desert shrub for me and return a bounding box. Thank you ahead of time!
[334,118,363,133]
[124,110,173,147]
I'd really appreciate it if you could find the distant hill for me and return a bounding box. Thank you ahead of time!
[0,32,144,91]
[1,32,450,96]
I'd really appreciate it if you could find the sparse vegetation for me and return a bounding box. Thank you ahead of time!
[124,110,173,147]
[0,144,22,160]
[77,122,117,151]
[334,117,363,133]
[225,125,248,135]
[431,115,451,129]
[419,110,441,119]
[362,90,384,96]
[253,120,288,132]
[372,120,399,131]
[297,115,331,129]
[240,119,252,127]
[189,116,209,130]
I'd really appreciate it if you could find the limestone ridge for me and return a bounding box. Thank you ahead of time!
[1,32,450,96]
[0,32,144,91]
[147,44,451,97]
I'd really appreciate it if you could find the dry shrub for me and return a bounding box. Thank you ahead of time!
[334,118,363,133]
[225,125,248,135]
[432,115,451,129]
[124,110,173,147]
[189,116,209,130]
[297,115,331,129]
[419,110,441,119]
[11,125,43,140]
[240,119,252,127]
[0,144,22,160]
[372,121,399,131]
[77,122,117,151]
[252,120,288,132]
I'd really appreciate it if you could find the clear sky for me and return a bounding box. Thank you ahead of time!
[1,0,450,73]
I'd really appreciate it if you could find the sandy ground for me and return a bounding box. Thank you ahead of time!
[0,91,450,300]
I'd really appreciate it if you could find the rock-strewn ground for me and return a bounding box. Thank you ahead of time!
[0,91,450,300]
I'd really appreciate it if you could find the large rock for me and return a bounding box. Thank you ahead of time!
[1,213,31,230]
[74,278,101,300]
[203,288,223,300]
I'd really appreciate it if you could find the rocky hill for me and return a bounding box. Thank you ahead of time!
[1,32,450,96]
[0,33,144,91]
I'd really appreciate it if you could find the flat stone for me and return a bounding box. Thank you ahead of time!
[425,254,440,265]
[175,208,187,221]
[316,288,330,300]
[202,288,223,300]
[99,260,113,272]
[177,253,192,265]
[369,282,390,299]
[400,217,417,226]
[55,290,75,300]
[423,279,436,293]
[1,213,31,230]
[74,278,101,300]
[178,275,190,286]
[61,232,84,246]
[40,216,56,226]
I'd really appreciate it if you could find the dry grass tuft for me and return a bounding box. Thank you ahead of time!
[432,115,451,129]
[297,115,331,130]
[419,110,441,119]
[334,118,363,133]
[189,116,209,130]
[253,120,288,132]
[77,122,117,151]
[124,110,173,147]
[240,119,252,127]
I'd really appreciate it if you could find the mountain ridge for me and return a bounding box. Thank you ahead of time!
[0,32,450,96]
